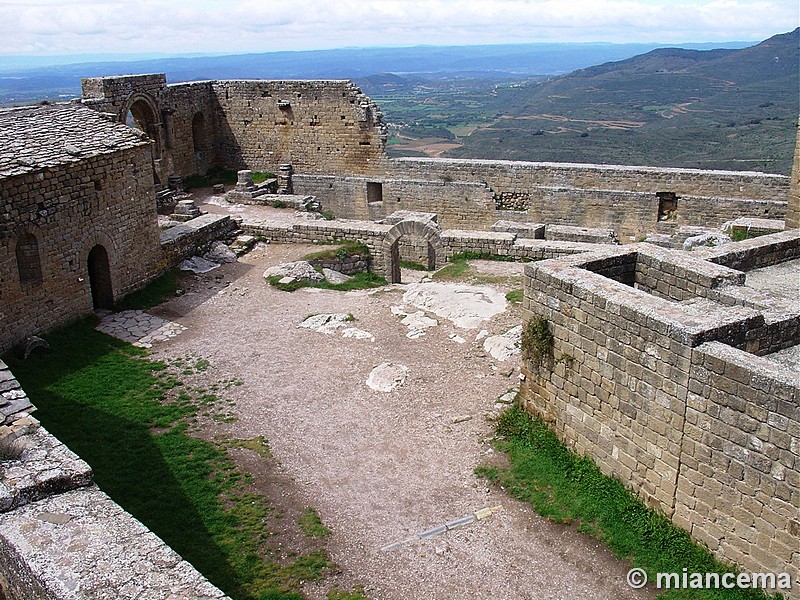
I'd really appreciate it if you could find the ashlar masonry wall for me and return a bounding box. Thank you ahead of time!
[520,235,799,593]
[1,105,163,353]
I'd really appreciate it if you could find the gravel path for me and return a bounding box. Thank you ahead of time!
[148,242,654,600]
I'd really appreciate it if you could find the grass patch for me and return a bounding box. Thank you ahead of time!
[477,403,784,600]
[399,259,430,271]
[505,289,524,304]
[298,507,332,538]
[433,251,525,284]
[303,242,370,261]
[267,272,387,292]
[115,269,180,311]
[183,167,274,190]
[5,320,332,600]
[327,587,369,600]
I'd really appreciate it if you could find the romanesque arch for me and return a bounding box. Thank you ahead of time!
[122,93,162,159]
[79,229,119,311]
[87,245,113,310]
[383,219,444,283]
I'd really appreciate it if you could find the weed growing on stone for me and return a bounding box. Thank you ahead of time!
[327,587,369,600]
[520,316,553,366]
[477,403,782,600]
[0,435,25,461]
[6,319,335,600]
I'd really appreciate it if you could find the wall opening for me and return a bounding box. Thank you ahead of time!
[88,244,113,310]
[367,182,383,204]
[125,98,161,159]
[15,233,43,285]
[385,220,442,284]
[657,192,678,221]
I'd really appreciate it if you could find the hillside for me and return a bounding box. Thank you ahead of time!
[435,29,799,174]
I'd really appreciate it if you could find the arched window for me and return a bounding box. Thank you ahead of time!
[15,233,42,285]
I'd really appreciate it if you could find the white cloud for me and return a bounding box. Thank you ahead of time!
[0,0,795,55]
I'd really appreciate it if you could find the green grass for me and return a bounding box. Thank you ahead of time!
[477,403,784,600]
[327,588,369,600]
[183,167,274,190]
[303,242,370,261]
[433,251,521,282]
[267,272,387,292]
[5,320,332,600]
[399,259,430,271]
[115,270,180,311]
[298,507,332,538]
[505,289,524,304]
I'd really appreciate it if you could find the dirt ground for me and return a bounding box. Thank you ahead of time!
[148,242,654,600]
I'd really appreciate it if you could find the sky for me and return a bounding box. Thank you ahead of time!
[0,0,797,56]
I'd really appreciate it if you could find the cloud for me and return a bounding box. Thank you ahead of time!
[0,0,795,55]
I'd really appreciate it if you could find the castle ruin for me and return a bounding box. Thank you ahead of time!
[0,73,798,598]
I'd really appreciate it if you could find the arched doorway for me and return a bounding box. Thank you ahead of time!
[384,219,443,284]
[88,245,113,310]
[124,96,161,159]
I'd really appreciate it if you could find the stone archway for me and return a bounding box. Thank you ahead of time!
[384,219,444,284]
[88,244,114,310]
[122,94,162,159]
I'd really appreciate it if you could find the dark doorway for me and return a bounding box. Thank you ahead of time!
[88,245,113,309]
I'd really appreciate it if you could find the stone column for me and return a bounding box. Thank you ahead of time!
[236,170,254,191]
[786,117,800,230]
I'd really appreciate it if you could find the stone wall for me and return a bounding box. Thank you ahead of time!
[159,214,238,270]
[519,237,799,593]
[1,105,162,353]
[208,80,388,177]
[390,158,790,238]
[292,174,496,229]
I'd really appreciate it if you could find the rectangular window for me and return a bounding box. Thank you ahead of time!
[367,182,383,204]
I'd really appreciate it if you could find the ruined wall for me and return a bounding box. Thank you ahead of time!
[82,76,390,182]
[208,80,388,177]
[292,174,496,229]
[0,147,161,353]
[390,158,789,238]
[520,237,799,592]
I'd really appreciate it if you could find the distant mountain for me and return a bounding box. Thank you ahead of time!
[0,40,754,106]
[442,29,799,174]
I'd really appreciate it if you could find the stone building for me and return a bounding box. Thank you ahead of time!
[0,103,162,352]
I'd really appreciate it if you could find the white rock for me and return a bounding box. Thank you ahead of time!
[322,268,351,284]
[403,283,507,329]
[298,313,353,334]
[483,325,523,361]
[342,327,375,341]
[263,261,324,283]
[366,362,409,392]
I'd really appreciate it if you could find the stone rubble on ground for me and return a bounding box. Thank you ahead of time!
[203,241,237,264]
[179,256,221,274]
